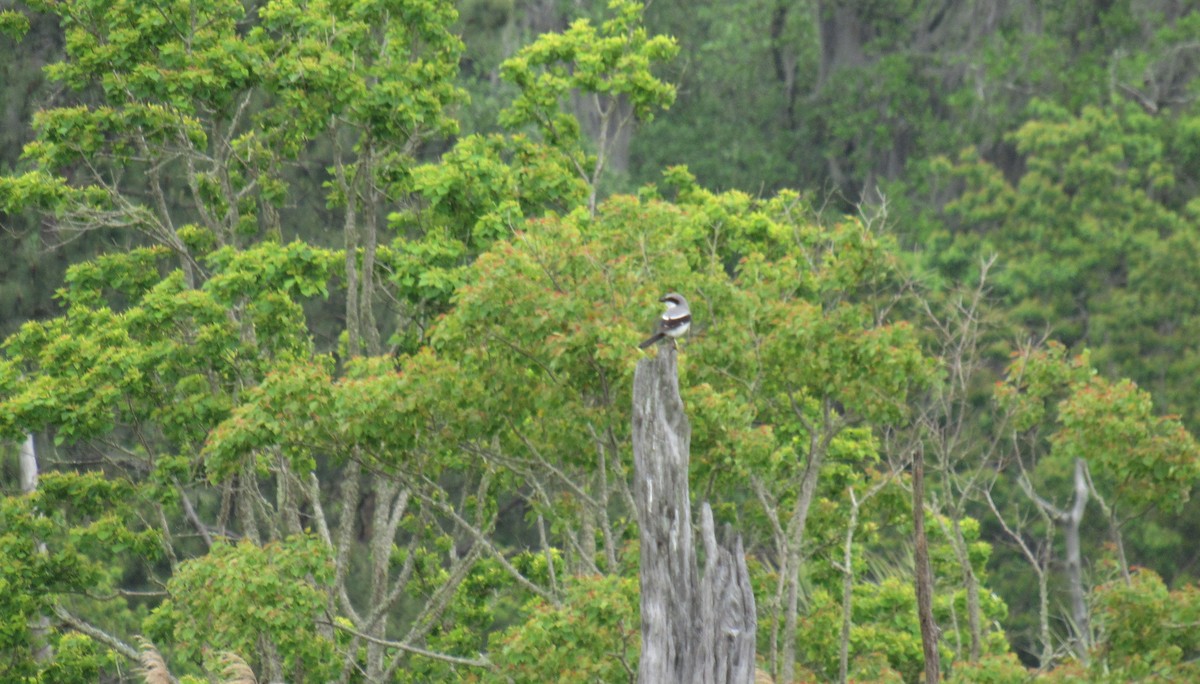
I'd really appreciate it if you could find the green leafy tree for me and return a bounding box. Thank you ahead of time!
[419,165,935,681]
[989,341,1200,663]
[0,1,690,680]
[921,97,1200,423]
[498,0,677,213]
[482,574,640,683]
[1081,568,1200,681]
[144,535,338,682]
[0,470,158,680]
[19,1,1200,680]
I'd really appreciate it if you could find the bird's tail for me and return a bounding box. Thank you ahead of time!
[638,333,664,349]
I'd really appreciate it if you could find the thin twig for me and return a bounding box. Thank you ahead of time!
[321,620,491,669]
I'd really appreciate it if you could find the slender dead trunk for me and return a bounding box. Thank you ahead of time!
[780,420,831,684]
[984,485,1056,667]
[1019,457,1091,663]
[365,479,396,680]
[1063,458,1090,661]
[20,434,53,664]
[1035,541,1053,667]
[912,446,941,684]
[19,434,39,493]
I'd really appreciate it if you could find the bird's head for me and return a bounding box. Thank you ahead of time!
[659,292,686,307]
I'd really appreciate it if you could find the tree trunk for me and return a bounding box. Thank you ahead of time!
[633,347,698,684]
[815,1,870,89]
[1063,458,1090,661]
[632,347,756,684]
[912,447,941,684]
[20,434,53,664]
[1021,457,1092,663]
[780,424,830,684]
[19,433,38,493]
[573,92,633,176]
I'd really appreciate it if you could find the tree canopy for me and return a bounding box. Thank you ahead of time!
[3,1,1200,682]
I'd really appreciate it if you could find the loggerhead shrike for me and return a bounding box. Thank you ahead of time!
[638,292,691,349]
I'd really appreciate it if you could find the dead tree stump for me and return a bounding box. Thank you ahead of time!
[632,347,756,684]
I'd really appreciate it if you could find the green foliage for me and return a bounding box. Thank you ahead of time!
[1093,568,1200,677]
[255,0,465,148]
[635,0,820,191]
[409,132,588,247]
[1056,376,1200,513]
[997,341,1200,515]
[144,534,337,681]
[6,0,1200,679]
[1051,568,1200,682]
[206,240,338,302]
[429,181,930,503]
[203,348,478,479]
[0,240,346,454]
[0,10,29,40]
[795,510,1009,682]
[496,0,677,204]
[425,180,934,680]
[499,0,677,137]
[482,574,639,683]
[927,98,1200,425]
[5,0,467,260]
[0,470,157,680]
[36,632,111,684]
[946,652,1030,684]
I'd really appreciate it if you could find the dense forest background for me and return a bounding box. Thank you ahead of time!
[4,0,1200,682]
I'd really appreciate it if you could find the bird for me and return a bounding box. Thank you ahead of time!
[638,292,691,349]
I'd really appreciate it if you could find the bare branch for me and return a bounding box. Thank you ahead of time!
[322,620,491,669]
[54,606,141,663]
[415,477,556,604]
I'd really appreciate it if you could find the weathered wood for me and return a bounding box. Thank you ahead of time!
[21,434,53,664]
[633,347,698,684]
[1021,457,1091,661]
[695,504,757,684]
[632,347,756,684]
[19,433,38,494]
[1063,458,1091,661]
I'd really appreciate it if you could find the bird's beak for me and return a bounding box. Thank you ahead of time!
[658,295,671,303]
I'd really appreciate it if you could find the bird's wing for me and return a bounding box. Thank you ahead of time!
[660,305,691,332]
[662,303,689,321]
